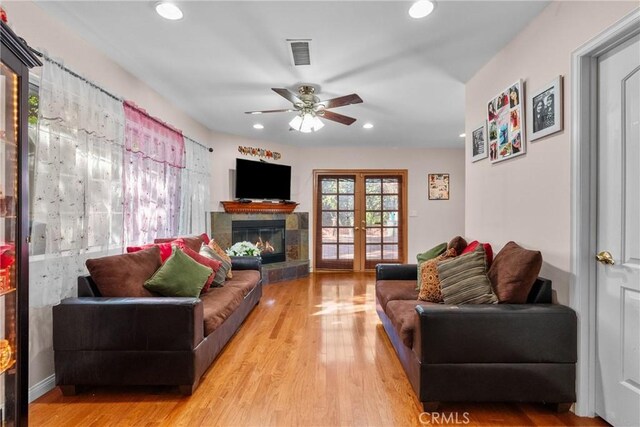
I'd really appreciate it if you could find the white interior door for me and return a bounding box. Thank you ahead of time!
[596,34,640,427]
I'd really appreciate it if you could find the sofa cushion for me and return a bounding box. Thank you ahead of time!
[448,235,468,254]
[224,270,261,298]
[200,245,232,286]
[418,248,457,302]
[438,245,498,305]
[199,286,246,336]
[385,300,421,348]
[416,242,448,290]
[154,235,204,253]
[86,246,161,297]
[209,240,233,279]
[376,280,418,311]
[488,241,543,303]
[144,247,212,298]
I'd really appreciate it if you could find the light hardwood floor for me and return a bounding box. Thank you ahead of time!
[30,273,607,426]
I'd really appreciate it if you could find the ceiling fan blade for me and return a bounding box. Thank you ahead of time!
[244,108,296,114]
[272,88,301,104]
[318,94,363,109]
[321,110,357,126]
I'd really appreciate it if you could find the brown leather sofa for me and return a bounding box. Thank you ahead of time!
[53,256,262,395]
[376,264,577,412]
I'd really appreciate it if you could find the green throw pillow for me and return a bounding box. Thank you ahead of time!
[144,247,212,297]
[416,242,448,290]
[437,245,498,305]
[200,245,231,286]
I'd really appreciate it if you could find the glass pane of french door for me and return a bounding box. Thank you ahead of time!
[364,176,403,269]
[315,175,356,269]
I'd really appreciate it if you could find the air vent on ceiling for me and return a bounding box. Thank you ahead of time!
[287,39,312,66]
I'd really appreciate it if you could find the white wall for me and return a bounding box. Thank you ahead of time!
[206,133,298,210]
[465,1,638,306]
[295,147,465,268]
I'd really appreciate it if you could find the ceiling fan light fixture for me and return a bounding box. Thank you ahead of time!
[289,112,324,133]
[253,123,264,130]
[312,116,325,131]
[363,123,374,129]
[299,113,315,133]
[409,0,435,19]
[289,115,303,130]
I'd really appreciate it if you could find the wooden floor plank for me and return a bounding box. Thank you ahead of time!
[30,272,607,427]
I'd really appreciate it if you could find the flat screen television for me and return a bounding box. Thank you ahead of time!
[235,158,291,200]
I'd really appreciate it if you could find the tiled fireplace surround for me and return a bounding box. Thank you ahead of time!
[210,212,310,284]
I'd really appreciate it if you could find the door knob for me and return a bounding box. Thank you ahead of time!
[596,251,615,265]
[355,226,360,231]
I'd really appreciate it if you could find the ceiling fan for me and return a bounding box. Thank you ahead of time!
[245,85,363,133]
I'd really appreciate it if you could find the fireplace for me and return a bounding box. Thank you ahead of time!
[231,220,286,264]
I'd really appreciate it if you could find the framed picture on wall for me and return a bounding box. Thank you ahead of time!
[487,79,526,163]
[471,122,488,162]
[529,76,563,141]
[428,173,449,200]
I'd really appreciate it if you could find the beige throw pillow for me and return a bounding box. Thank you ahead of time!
[208,240,233,279]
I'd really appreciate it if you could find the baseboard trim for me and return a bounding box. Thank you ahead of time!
[29,374,56,403]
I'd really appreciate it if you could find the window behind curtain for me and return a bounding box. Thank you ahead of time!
[122,102,184,245]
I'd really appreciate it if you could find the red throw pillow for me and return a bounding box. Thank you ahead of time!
[154,236,203,253]
[199,233,211,245]
[179,245,222,293]
[127,243,173,263]
[461,241,494,267]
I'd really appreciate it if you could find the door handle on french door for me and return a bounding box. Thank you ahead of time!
[596,251,615,265]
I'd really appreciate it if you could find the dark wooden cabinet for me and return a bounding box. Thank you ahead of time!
[0,21,41,426]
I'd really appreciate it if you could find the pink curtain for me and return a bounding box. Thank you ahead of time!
[123,101,184,245]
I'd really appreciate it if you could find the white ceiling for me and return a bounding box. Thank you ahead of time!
[35,1,548,148]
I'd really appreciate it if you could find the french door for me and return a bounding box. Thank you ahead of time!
[314,170,407,271]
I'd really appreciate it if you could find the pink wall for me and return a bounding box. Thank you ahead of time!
[465,1,638,305]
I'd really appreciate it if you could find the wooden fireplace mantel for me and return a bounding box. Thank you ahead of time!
[221,201,299,214]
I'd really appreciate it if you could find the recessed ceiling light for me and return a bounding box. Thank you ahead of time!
[409,0,435,19]
[459,133,466,138]
[155,2,183,20]
[253,124,264,130]
[363,123,374,129]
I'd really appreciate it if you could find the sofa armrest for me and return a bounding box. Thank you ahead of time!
[231,256,262,271]
[375,264,417,281]
[53,297,204,352]
[414,304,577,364]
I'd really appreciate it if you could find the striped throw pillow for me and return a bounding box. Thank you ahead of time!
[438,245,498,305]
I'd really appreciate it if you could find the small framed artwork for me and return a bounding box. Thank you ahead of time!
[487,79,526,163]
[529,76,563,141]
[428,173,449,200]
[471,123,487,162]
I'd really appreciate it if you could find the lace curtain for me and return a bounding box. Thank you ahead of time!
[179,139,211,235]
[123,102,184,245]
[30,58,125,307]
